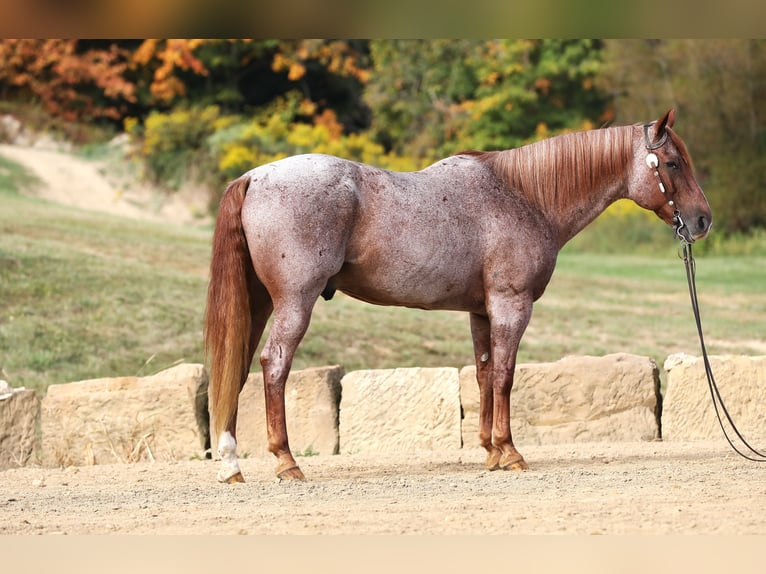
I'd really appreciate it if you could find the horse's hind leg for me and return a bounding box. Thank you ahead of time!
[259,294,316,480]
[217,281,273,483]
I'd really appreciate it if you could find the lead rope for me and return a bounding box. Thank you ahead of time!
[644,121,766,461]
[680,241,766,462]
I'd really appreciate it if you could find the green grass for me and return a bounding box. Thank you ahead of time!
[0,156,212,392]
[2,153,764,395]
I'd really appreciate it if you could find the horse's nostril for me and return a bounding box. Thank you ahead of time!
[698,215,708,232]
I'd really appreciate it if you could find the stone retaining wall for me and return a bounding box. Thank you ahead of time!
[2,354,762,469]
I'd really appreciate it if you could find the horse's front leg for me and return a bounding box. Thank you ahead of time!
[487,293,533,471]
[470,313,502,470]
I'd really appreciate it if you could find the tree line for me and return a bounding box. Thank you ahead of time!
[0,39,763,234]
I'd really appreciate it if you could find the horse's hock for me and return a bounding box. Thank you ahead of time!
[40,363,209,467]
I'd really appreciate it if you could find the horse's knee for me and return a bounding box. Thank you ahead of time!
[491,366,515,394]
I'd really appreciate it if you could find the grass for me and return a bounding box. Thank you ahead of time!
[2,153,764,395]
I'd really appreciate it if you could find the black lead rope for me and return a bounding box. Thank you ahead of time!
[681,241,766,462]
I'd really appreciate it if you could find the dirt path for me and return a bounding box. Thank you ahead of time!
[0,142,209,225]
[2,441,765,534]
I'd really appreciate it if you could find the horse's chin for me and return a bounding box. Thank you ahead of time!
[677,227,694,243]
[675,224,711,244]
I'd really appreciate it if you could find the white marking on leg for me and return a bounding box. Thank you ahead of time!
[216,431,242,483]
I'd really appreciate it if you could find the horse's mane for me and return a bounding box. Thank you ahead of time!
[460,125,635,214]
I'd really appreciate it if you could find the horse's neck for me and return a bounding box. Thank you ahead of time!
[499,127,634,249]
[548,176,626,248]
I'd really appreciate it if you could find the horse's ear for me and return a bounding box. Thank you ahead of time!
[655,108,675,140]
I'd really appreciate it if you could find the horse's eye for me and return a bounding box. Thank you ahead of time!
[665,161,680,170]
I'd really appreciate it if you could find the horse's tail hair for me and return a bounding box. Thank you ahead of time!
[204,175,254,447]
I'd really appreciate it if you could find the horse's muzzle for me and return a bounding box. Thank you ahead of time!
[676,211,712,243]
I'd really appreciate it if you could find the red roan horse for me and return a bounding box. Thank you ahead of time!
[204,109,711,483]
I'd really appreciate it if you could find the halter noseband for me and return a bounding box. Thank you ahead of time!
[643,122,687,241]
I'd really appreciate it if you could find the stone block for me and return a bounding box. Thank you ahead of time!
[222,365,344,458]
[40,363,209,466]
[460,353,660,447]
[663,354,766,442]
[339,367,462,454]
[0,381,39,470]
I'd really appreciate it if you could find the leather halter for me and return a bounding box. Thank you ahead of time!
[643,121,668,150]
[642,121,687,240]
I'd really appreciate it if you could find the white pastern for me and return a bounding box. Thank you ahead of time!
[216,431,242,482]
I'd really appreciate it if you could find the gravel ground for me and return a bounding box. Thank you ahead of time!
[2,440,766,535]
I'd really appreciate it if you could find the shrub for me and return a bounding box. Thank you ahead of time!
[129,105,221,189]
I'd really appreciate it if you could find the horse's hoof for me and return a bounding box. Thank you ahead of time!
[485,449,502,471]
[276,465,306,481]
[500,453,529,471]
[218,471,246,484]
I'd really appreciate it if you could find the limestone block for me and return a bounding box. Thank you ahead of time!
[339,367,462,454]
[41,363,209,467]
[663,354,766,442]
[0,381,39,469]
[222,366,344,458]
[460,353,660,447]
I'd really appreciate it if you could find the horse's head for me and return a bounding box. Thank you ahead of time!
[628,109,712,243]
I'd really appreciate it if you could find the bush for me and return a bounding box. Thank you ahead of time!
[207,91,429,190]
[129,105,222,189]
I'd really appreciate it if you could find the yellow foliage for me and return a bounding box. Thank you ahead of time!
[217,144,255,174]
[123,116,139,135]
[534,122,549,140]
[299,99,317,116]
[603,199,648,218]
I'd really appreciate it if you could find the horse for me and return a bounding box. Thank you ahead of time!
[204,109,712,483]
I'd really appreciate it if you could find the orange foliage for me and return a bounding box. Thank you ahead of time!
[314,108,343,140]
[0,39,135,121]
[272,40,370,84]
[132,39,208,102]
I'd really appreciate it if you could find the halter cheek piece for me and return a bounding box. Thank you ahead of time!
[643,122,687,241]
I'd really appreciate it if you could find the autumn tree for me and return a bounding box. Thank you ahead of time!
[0,39,136,123]
[364,39,609,161]
[600,39,766,233]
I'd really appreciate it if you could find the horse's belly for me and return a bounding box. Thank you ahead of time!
[333,254,484,313]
